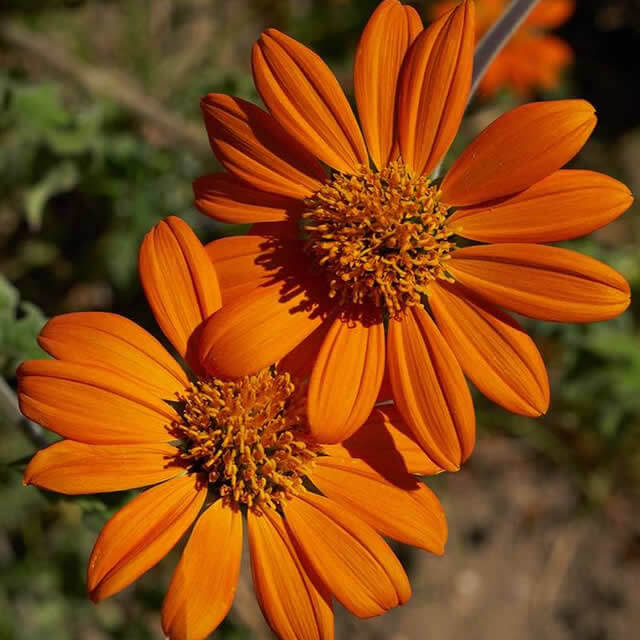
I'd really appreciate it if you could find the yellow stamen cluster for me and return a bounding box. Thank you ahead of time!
[171,368,319,512]
[303,160,455,316]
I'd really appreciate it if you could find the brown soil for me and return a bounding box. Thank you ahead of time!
[335,435,640,640]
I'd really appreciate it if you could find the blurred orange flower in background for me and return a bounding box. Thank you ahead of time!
[19,216,448,640]
[432,0,575,96]
[194,0,632,471]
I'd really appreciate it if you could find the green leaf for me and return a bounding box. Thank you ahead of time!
[23,162,79,230]
[0,275,47,377]
[0,274,19,315]
[10,83,70,132]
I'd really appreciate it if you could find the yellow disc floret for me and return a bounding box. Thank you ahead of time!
[171,367,319,512]
[303,160,455,316]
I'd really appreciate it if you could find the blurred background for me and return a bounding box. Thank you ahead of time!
[1,1,639,639]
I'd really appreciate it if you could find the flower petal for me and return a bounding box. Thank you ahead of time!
[527,0,575,27]
[199,278,329,379]
[204,233,306,305]
[495,35,573,97]
[253,28,368,174]
[323,405,444,476]
[376,367,393,403]
[429,281,549,417]
[38,312,188,400]
[387,306,475,471]
[308,312,385,444]
[18,360,177,444]
[24,441,182,494]
[448,244,631,323]
[193,172,303,224]
[248,508,333,640]
[162,501,242,640]
[139,216,222,363]
[88,474,205,602]
[447,170,633,243]
[313,457,446,554]
[396,0,474,177]
[354,0,422,169]
[279,319,332,381]
[249,220,299,239]
[201,93,326,198]
[440,100,597,206]
[284,492,411,618]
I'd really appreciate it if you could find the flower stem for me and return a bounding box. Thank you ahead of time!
[470,0,543,101]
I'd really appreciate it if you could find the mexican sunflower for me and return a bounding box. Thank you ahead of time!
[19,216,448,640]
[432,0,575,97]
[193,0,633,471]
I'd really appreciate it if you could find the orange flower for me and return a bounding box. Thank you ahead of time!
[432,0,575,97]
[19,216,447,640]
[194,0,633,470]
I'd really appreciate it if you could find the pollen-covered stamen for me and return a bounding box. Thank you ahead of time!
[303,160,456,316]
[171,368,319,512]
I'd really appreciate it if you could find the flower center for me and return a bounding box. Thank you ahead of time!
[303,160,455,316]
[171,368,319,512]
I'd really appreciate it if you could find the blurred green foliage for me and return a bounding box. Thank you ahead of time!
[479,235,640,502]
[1,1,639,639]
[0,275,46,377]
[0,71,205,301]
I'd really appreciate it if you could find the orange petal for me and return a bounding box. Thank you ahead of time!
[38,312,188,400]
[448,244,631,323]
[387,306,475,470]
[396,0,474,176]
[375,367,393,403]
[248,508,333,640]
[193,172,303,224]
[527,0,575,27]
[307,312,385,443]
[162,501,242,640]
[476,50,508,99]
[204,233,306,305]
[139,216,221,363]
[253,29,368,174]
[323,404,445,476]
[88,474,205,602]
[428,1,457,20]
[429,282,549,417]
[199,278,329,379]
[249,220,300,239]
[279,318,332,381]
[441,100,597,206]
[18,360,177,444]
[284,492,411,618]
[354,0,422,169]
[201,93,326,198]
[313,457,446,554]
[24,441,182,494]
[447,170,633,243]
[513,35,574,78]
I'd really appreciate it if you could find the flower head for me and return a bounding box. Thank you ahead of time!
[20,216,447,640]
[433,0,575,97]
[194,0,633,471]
